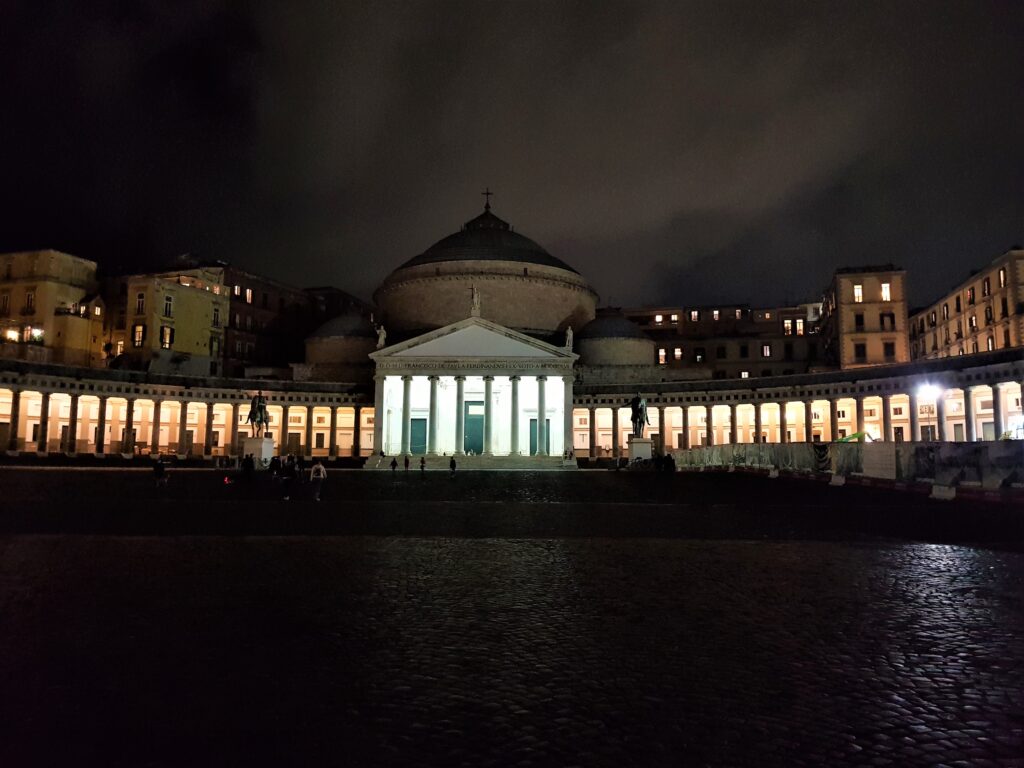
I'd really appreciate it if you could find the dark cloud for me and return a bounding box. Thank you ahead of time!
[0,1,1020,307]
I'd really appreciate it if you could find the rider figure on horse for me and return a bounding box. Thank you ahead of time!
[247,390,270,438]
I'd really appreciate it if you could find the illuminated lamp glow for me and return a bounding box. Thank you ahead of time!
[917,384,941,401]
[30,328,44,340]
[4,329,19,342]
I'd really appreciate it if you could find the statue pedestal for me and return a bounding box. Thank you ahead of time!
[627,436,653,461]
[242,437,275,470]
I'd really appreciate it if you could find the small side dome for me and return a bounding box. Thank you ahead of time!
[578,309,650,340]
[578,308,655,367]
[309,311,376,339]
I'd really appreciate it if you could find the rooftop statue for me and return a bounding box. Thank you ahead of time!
[376,325,387,349]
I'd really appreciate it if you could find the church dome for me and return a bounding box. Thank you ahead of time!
[578,310,650,340]
[577,308,655,367]
[309,311,375,339]
[374,202,598,337]
[398,209,579,273]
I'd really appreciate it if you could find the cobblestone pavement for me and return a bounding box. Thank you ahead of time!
[1,534,1022,767]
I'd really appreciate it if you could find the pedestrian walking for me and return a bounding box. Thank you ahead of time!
[419,456,426,473]
[390,457,398,472]
[449,455,457,477]
[152,456,168,488]
[309,459,327,501]
[282,456,297,500]
[404,455,410,471]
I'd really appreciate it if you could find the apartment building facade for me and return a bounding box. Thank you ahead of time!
[820,266,910,369]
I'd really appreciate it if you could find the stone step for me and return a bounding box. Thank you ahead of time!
[363,454,577,471]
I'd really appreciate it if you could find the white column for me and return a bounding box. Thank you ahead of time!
[177,400,188,456]
[881,395,892,442]
[151,400,163,454]
[588,406,597,456]
[67,394,80,453]
[455,375,465,455]
[935,391,947,442]
[705,404,713,446]
[203,402,214,457]
[909,391,920,441]
[96,395,108,455]
[779,402,788,443]
[681,406,690,449]
[483,375,494,454]
[829,398,839,442]
[37,392,51,453]
[328,405,337,457]
[427,376,439,455]
[510,376,520,455]
[304,404,314,459]
[400,375,412,455]
[372,376,385,454]
[753,402,761,444]
[729,403,738,444]
[964,387,976,442]
[6,389,21,452]
[992,383,1004,438]
[563,374,573,456]
[804,400,814,442]
[855,396,865,442]
[611,405,620,458]
[536,375,547,455]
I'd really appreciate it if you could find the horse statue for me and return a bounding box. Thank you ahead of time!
[629,393,649,438]
[246,390,270,438]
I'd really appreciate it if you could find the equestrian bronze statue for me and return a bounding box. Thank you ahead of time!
[246,390,270,438]
[629,393,649,438]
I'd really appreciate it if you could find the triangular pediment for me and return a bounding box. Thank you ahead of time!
[371,317,575,360]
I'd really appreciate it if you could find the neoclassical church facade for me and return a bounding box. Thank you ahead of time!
[1,203,1023,463]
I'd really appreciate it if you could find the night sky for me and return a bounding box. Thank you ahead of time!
[1,1,1020,309]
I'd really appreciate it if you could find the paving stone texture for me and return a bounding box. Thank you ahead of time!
[0,470,1022,766]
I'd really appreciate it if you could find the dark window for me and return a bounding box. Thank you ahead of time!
[716,346,726,359]
[854,313,864,330]
[883,342,895,360]
[262,292,270,309]
[783,342,793,360]
[694,347,705,363]
[985,306,993,324]
[1003,328,1011,347]
[761,369,772,377]
[807,343,817,361]
[713,370,726,379]
[854,342,866,361]
[955,296,962,312]
[738,344,749,359]
[1001,297,1009,317]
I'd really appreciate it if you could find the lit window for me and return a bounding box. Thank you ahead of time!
[853,284,863,303]
[982,277,991,297]
[234,285,241,296]
[25,290,35,312]
[690,310,699,322]
[881,282,891,302]
[762,343,772,357]
[740,371,749,379]
[213,285,221,295]
[93,305,101,316]
[999,267,1006,288]
[116,340,124,356]
[654,314,663,323]
[796,319,805,336]
[674,347,682,360]
[712,310,720,321]
[136,292,145,314]
[160,325,174,350]
[735,309,742,319]
[783,319,793,336]
[764,311,772,320]
[658,348,666,364]
[245,288,253,304]
[987,336,994,351]
[942,303,948,320]
[4,329,19,342]
[132,324,145,347]
[670,314,678,322]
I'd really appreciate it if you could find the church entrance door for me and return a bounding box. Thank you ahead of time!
[410,418,427,455]
[464,401,484,454]
[529,418,551,455]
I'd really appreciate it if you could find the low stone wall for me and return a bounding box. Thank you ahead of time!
[671,441,1024,489]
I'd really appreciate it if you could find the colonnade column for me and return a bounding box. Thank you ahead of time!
[729,404,737,445]
[563,375,574,457]
[908,391,920,441]
[829,398,839,442]
[992,384,1005,437]
[804,400,814,442]
[203,402,214,457]
[96,396,108,455]
[427,376,439,455]
[455,376,466,455]
[753,403,761,444]
[304,405,314,459]
[935,393,947,442]
[536,376,547,456]
[855,396,865,442]
[681,406,689,449]
[611,406,620,459]
[588,406,596,457]
[122,397,136,454]
[652,404,663,450]
[779,402,788,443]
[281,405,291,453]
[230,403,239,456]
[483,375,494,455]
[964,388,977,442]
[371,376,385,455]
[353,406,362,457]
[177,400,188,456]
[37,392,50,453]
[67,394,79,453]
[881,395,892,442]
[6,389,21,452]
[328,405,338,457]
[509,376,520,455]
[400,375,412,455]
[151,400,163,454]
[705,404,713,446]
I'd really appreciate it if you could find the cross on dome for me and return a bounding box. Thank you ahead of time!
[481,187,493,210]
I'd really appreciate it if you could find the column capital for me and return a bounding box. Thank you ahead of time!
[401,374,413,382]
[483,374,494,381]
[454,374,466,381]
[427,374,440,382]
[510,374,521,381]
[537,374,547,381]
